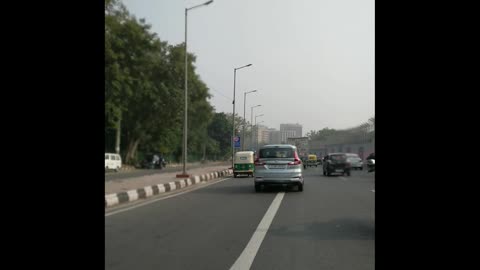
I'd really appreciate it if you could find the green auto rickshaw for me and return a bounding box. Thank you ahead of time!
[233,151,255,178]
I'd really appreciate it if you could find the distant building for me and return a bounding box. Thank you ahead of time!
[256,125,269,145]
[280,123,303,143]
[268,128,281,144]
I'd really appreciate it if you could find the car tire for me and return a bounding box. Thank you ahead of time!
[360,167,363,171]
[255,184,261,192]
[298,183,304,192]
[323,169,326,176]
[327,169,331,176]
[234,173,237,178]
[346,170,351,176]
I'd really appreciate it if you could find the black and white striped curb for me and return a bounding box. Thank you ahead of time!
[105,169,233,208]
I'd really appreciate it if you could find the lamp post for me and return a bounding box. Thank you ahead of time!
[242,90,257,150]
[178,0,214,178]
[231,63,252,168]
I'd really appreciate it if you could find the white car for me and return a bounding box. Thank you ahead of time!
[105,153,122,172]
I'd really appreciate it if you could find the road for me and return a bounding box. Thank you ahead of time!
[105,167,375,270]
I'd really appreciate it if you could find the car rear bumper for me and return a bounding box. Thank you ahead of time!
[234,170,254,173]
[326,167,350,172]
[254,176,303,185]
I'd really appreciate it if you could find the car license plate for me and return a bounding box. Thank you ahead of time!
[269,165,286,169]
[335,169,343,172]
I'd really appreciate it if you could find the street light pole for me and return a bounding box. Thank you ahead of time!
[231,63,252,168]
[178,0,214,178]
[242,90,257,150]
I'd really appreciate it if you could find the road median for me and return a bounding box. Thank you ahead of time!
[105,167,233,208]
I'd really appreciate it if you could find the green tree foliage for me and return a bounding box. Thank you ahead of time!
[105,0,221,164]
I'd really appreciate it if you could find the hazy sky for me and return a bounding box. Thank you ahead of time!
[122,0,374,134]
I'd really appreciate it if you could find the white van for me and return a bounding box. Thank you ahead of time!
[105,153,122,172]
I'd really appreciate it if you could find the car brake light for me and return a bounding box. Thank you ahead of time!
[288,151,302,165]
[288,159,302,165]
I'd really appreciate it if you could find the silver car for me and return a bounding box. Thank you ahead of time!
[346,153,364,170]
[254,144,304,192]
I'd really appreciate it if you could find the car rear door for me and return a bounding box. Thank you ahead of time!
[256,147,301,178]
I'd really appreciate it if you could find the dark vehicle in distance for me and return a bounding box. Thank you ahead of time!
[366,152,375,172]
[323,153,351,176]
[140,154,166,169]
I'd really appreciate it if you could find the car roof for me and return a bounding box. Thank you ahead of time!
[236,151,254,155]
[260,144,296,149]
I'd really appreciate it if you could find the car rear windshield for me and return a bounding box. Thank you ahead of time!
[331,155,346,161]
[259,148,294,158]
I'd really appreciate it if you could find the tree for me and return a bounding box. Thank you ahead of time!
[207,112,233,159]
[105,0,222,164]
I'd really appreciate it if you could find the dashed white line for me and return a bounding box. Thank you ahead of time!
[339,176,347,181]
[229,192,285,270]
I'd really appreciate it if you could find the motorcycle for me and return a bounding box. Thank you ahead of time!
[367,159,375,172]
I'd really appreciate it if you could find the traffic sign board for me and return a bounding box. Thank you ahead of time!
[234,136,241,148]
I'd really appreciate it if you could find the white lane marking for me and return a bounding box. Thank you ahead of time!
[105,177,232,217]
[371,189,375,192]
[229,192,285,270]
[339,176,347,181]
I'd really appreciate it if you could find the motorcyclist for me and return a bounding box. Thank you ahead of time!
[366,153,375,172]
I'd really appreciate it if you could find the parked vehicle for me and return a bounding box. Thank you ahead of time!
[141,154,166,169]
[233,151,255,178]
[105,153,122,172]
[346,153,363,170]
[323,153,351,176]
[254,144,304,192]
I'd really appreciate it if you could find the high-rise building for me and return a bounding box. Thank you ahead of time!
[280,123,303,143]
[267,128,281,144]
[256,125,269,145]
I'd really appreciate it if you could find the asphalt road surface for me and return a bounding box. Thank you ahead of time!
[105,167,375,270]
